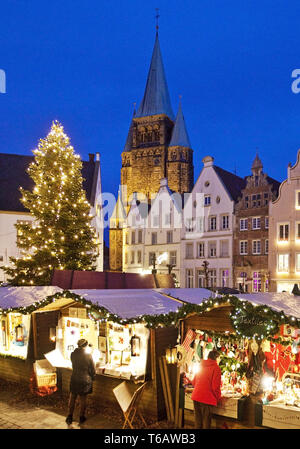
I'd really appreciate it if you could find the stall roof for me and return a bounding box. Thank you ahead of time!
[160,288,300,320]
[0,286,63,310]
[71,289,183,319]
[236,292,300,319]
[157,288,214,304]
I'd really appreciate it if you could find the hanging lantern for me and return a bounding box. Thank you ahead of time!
[171,347,178,364]
[166,347,172,364]
[131,335,141,357]
[49,327,56,342]
[15,324,24,344]
[1,319,7,347]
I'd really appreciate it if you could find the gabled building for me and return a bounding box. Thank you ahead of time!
[233,154,280,292]
[181,156,246,288]
[0,152,104,282]
[269,150,300,292]
[122,178,183,286]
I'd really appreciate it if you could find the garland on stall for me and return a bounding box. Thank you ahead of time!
[1,291,300,343]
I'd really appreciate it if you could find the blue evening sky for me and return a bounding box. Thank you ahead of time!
[1,0,300,207]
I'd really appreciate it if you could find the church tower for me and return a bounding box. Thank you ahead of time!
[121,31,194,205]
[110,30,194,270]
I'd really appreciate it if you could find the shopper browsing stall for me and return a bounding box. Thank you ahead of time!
[189,350,222,429]
[66,339,96,425]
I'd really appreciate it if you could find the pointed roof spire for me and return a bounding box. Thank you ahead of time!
[110,188,126,226]
[169,97,191,147]
[251,152,263,171]
[136,32,174,119]
[123,103,136,152]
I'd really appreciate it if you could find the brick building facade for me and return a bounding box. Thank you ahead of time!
[233,155,280,292]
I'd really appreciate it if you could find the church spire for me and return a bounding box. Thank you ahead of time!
[169,98,191,147]
[136,32,174,119]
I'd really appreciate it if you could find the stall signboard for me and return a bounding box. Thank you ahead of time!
[0,313,31,359]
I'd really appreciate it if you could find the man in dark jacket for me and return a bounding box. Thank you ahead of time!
[190,350,221,429]
[66,339,96,425]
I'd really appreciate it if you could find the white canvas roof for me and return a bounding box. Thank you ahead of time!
[157,288,214,304]
[71,289,182,319]
[236,292,300,319]
[0,286,63,310]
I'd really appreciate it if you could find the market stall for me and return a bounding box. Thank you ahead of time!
[159,290,300,429]
[26,288,182,420]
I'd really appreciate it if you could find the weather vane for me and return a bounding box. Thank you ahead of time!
[155,8,160,31]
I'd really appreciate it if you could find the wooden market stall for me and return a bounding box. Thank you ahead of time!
[162,289,300,429]
[0,286,182,422]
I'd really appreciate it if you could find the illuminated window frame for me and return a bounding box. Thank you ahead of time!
[277,253,289,273]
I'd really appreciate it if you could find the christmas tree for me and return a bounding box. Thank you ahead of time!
[2,121,98,285]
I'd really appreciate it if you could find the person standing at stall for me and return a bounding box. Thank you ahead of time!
[66,339,96,425]
[190,349,222,429]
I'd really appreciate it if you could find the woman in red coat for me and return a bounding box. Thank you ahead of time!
[191,350,222,429]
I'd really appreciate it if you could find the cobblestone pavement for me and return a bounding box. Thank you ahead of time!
[0,398,122,429]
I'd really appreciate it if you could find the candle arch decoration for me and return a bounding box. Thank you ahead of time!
[0,291,299,345]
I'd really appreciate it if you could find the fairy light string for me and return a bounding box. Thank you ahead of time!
[1,292,299,346]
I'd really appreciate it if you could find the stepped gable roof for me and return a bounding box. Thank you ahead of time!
[136,33,174,119]
[169,100,191,148]
[0,152,99,212]
[213,165,246,202]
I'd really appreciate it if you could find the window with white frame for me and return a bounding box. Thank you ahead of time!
[131,231,136,244]
[209,216,217,231]
[252,217,261,230]
[240,218,248,231]
[221,269,229,287]
[130,251,135,264]
[186,243,194,259]
[296,222,300,240]
[185,218,195,233]
[197,242,205,258]
[137,250,142,264]
[253,272,262,292]
[240,240,248,255]
[296,254,300,272]
[220,240,229,257]
[151,232,157,245]
[278,254,289,272]
[278,223,289,241]
[252,240,261,255]
[166,231,173,244]
[170,251,177,266]
[186,269,194,288]
[221,215,229,230]
[204,195,211,206]
[138,229,143,243]
[265,217,269,229]
[208,242,217,257]
[265,239,269,255]
[149,252,155,267]
[124,252,128,264]
[208,269,217,287]
[196,269,205,287]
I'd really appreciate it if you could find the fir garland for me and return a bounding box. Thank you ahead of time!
[1,291,299,342]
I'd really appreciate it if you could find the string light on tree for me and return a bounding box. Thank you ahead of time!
[1,121,97,286]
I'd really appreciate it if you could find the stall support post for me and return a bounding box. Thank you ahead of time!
[174,365,181,428]
[162,356,175,423]
[158,356,171,421]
